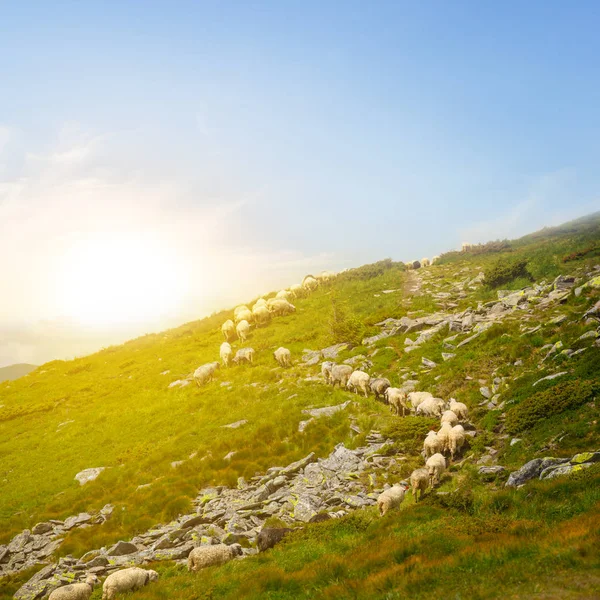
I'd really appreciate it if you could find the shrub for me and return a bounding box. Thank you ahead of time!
[505,381,596,434]
[336,258,404,281]
[382,417,438,453]
[328,295,364,346]
[483,258,532,288]
[562,243,600,263]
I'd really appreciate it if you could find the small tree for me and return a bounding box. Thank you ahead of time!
[329,294,363,346]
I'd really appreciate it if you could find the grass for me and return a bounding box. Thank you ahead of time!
[1,212,600,598]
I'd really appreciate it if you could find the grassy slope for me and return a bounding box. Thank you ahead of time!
[1,213,600,598]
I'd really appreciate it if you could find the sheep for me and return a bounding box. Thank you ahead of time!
[412,260,421,269]
[449,398,469,421]
[377,482,409,516]
[187,543,243,572]
[347,370,371,397]
[416,397,446,418]
[440,410,459,427]
[220,342,233,367]
[386,387,410,416]
[257,527,293,552]
[421,257,430,267]
[253,305,271,326]
[233,305,249,319]
[436,421,453,453]
[222,319,236,342]
[49,575,99,600]
[423,430,442,458]
[330,364,353,388]
[236,319,251,343]
[431,255,440,265]
[302,275,318,292]
[289,283,303,297]
[234,307,253,324]
[276,290,291,301]
[426,453,446,487]
[273,347,292,367]
[102,568,158,600]
[321,361,335,384]
[253,298,268,309]
[410,468,429,502]
[268,298,296,316]
[193,362,220,386]
[407,391,434,410]
[370,377,391,402]
[233,347,255,365]
[449,424,466,459]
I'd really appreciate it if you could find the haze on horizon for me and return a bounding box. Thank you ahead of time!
[1,1,599,368]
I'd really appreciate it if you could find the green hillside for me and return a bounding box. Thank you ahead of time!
[1,213,600,599]
[0,364,37,384]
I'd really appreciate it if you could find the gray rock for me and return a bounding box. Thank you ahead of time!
[31,522,53,535]
[321,343,348,359]
[506,457,570,487]
[281,453,316,476]
[298,419,314,433]
[64,513,92,530]
[222,419,248,429]
[107,540,139,556]
[532,372,568,387]
[478,466,506,475]
[302,350,322,365]
[441,352,456,361]
[293,494,323,522]
[421,357,437,368]
[457,332,481,347]
[8,530,32,553]
[302,401,350,419]
[75,468,105,486]
[540,463,593,480]
[480,387,491,399]
[150,543,194,561]
[554,275,576,291]
[510,438,522,446]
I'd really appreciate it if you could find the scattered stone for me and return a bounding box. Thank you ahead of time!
[302,401,350,419]
[421,357,437,368]
[510,438,522,446]
[222,420,248,429]
[532,372,568,387]
[75,467,105,486]
[480,387,491,399]
[107,541,139,556]
[441,352,455,361]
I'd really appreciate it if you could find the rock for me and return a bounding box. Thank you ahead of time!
[421,357,437,368]
[222,420,248,429]
[8,531,32,553]
[171,460,185,469]
[74,468,105,486]
[281,453,316,476]
[539,463,593,480]
[441,353,456,361]
[223,452,237,461]
[478,466,506,476]
[532,372,568,387]
[320,444,363,474]
[321,343,348,359]
[293,494,323,522]
[298,419,314,433]
[302,350,322,365]
[570,451,600,465]
[100,504,114,517]
[64,513,92,530]
[31,522,53,535]
[150,543,194,561]
[302,401,350,419]
[549,314,567,325]
[398,379,419,394]
[578,330,599,340]
[84,555,109,568]
[480,387,491,399]
[510,438,522,446]
[34,540,61,559]
[505,457,570,487]
[457,332,481,347]
[554,275,576,291]
[107,540,139,556]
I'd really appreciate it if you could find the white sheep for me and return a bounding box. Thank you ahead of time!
[187,543,243,572]
[410,468,429,502]
[102,568,158,600]
[449,398,469,421]
[426,453,446,487]
[302,275,319,292]
[423,430,442,458]
[431,255,440,265]
[436,422,453,455]
[49,575,99,600]
[385,388,410,416]
[220,342,233,367]
[330,364,353,388]
[416,397,445,418]
[407,391,434,410]
[275,290,291,301]
[233,305,249,318]
[289,283,303,297]
[421,257,430,267]
[440,410,459,427]
[253,298,268,310]
[252,305,271,326]
[321,361,335,384]
[273,347,292,367]
[233,347,255,365]
[234,307,253,324]
[222,320,236,342]
[449,424,466,459]
[370,377,391,401]
[267,298,296,316]
[347,370,371,397]
[236,319,251,343]
[377,482,409,516]
[194,362,220,386]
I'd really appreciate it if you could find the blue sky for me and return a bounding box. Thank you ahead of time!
[1,1,599,365]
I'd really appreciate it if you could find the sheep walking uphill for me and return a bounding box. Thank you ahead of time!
[221,319,236,342]
[330,364,353,388]
[233,347,255,365]
[370,377,391,401]
[188,544,243,572]
[449,424,466,459]
[220,342,232,367]
[194,362,220,386]
[49,575,99,600]
[407,391,434,410]
[347,370,371,397]
[273,347,292,367]
[236,319,251,343]
[377,482,409,516]
[386,388,410,416]
[436,422,453,455]
[423,430,442,458]
[410,468,429,502]
[449,398,469,421]
[441,410,459,427]
[253,304,271,326]
[426,453,446,487]
[102,568,158,600]
[416,397,445,418]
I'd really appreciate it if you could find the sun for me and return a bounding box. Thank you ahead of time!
[56,233,187,327]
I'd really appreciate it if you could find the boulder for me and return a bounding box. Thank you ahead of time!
[540,463,593,480]
[64,513,92,530]
[506,457,570,487]
[31,522,53,535]
[293,494,323,522]
[74,468,105,486]
[321,343,348,359]
[107,541,139,556]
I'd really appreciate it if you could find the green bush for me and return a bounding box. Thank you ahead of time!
[328,295,364,346]
[382,416,438,453]
[484,258,532,288]
[336,258,404,281]
[505,381,596,434]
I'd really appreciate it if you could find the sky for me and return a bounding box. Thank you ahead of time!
[1,1,599,367]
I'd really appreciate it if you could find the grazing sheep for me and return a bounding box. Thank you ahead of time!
[407,391,434,410]
[233,305,249,319]
[257,527,293,552]
[436,422,453,455]
[426,453,446,487]
[330,364,353,388]
[347,370,371,397]
[416,397,445,418]
[268,298,296,316]
[321,361,335,384]
[377,482,410,516]
[410,468,429,502]
[252,299,267,311]
[386,387,410,416]
[423,430,442,458]
[449,424,466,459]
[449,398,469,421]
[188,544,243,572]
[412,260,421,269]
[233,347,255,365]
[253,305,271,326]
[102,568,158,600]
[421,257,430,267]
[302,275,319,292]
[236,319,251,343]
[220,342,233,367]
[49,575,99,600]
[194,362,220,386]
[290,283,303,297]
[431,255,440,265]
[273,347,292,367]
[370,377,391,401]
[276,290,291,301]
[234,307,253,324]
[440,410,459,427]
[222,320,236,342]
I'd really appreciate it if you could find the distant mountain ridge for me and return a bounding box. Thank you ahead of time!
[0,363,37,383]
